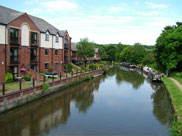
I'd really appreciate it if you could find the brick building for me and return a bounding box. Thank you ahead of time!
[71,42,101,65]
[0,5,71,82]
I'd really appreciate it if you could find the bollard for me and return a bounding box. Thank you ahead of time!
[33,78,35,87]
[60,73,62,80]
[19,79,22,91]
[52,74,54,82]
[44,76,46,83]
[2,82,5,95]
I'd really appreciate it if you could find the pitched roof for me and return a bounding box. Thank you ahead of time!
[0,5,66,36]
[0,5,23,24]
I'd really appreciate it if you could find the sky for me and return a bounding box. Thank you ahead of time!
[0,0,182,45]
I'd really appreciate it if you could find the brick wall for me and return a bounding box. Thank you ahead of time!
[0,45,5,82]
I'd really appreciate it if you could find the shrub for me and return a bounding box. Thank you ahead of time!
[48,67,53,72]
[101,61,107,65]
[95,63,100,69]
[42,83,49,91]
[68,64,73,73]
[40,73,46,77]
[85,75,92,80]
[24,72,31,81]
[89,64,96,70]
[5,72,13,83]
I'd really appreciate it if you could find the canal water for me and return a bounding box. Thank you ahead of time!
[0,66,174,136]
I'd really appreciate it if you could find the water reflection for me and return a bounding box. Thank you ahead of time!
[0,66,174,136]
[115,66,145,89]
[151,83,174,126]
[0,76,103,136]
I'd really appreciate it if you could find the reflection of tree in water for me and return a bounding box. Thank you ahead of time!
[114,66,145,89]
[151,83,174,126]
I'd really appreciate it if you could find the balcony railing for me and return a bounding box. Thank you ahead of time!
[10,56,19,64]
[31,40,38,46]
[30,57,38,63]
[64,44,68,49]
[10,37,19,45]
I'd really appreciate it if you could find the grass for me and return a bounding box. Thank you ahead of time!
[162,77,182,117]
[5,81,33,91]
[162,77,182,135]
[173,77,182,85]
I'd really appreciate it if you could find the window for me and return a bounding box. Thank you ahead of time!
[55,62,59,68]
[10,48,18,63]
[45,49,49,55]
[10,28,19,45]
[45,34,49,41]
[30,48,37,62]
[56,36,59,42]
[10,66,18,81]
[30,65,37,72]
[55,50,58,55]
[45,63,49,69]
[31,32,37,46]
[64,38,68,48]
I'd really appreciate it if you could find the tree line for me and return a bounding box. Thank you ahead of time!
[77,22,182,73]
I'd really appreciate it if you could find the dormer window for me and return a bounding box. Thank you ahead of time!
[56,36,59,43]
[45,34,49,41]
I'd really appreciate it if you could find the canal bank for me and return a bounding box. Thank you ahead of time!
[0,69,103,114]
[162,77,182,134]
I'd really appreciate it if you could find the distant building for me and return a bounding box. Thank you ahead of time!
[0,5,72,82]
[71,42,101,65]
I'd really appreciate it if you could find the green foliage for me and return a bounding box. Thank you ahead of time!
[170,118,182,136]
[68,64,73,73]
[84,75,92,80]
[89,64,96,70]
[42,83,49,91]
[5,72,13,83]
[101,61,107,65]
[24,72,31,81]
[142,52,155,65]
[155,22,182,72]
[119,45,147,64]
[48,67,53,72]
[40,73,46,77]
[76,38,95,61]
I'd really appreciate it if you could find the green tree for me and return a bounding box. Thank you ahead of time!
[76,38,95,68]
[155,22,182,72]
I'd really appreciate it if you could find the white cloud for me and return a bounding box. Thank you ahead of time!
[137,11,160,16]
[145,2,168,9]
[108,3,128,13]
[42,0,78,12]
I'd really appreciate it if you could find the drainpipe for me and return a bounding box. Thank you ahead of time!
[39,32,41,73]
[4,25,7,76]
[52,35,53,66]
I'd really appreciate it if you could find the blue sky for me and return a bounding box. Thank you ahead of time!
[1,0,182,45]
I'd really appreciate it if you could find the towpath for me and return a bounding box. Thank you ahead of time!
[169,77,182,92]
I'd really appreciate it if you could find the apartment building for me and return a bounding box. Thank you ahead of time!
[0,5,71,82]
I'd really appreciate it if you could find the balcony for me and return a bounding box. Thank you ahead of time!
[64,58,68,64]
[64,44,68,49]
[10,56,19,64]
[31,40,38,47]
[10,37,19,46]
[30,57,38,63]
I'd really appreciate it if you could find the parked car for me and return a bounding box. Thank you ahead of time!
[44,72,58,78]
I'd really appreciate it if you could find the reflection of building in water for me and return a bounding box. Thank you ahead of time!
[0,75,103,136]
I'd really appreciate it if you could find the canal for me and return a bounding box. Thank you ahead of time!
[0,66,174,136]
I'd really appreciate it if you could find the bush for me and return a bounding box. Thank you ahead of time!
[24,72,31,81]
[48,67,53,72]
[42,83,49,91]
[89,64,96,70]
[95,63,100,69]
[5,72,13,83]
[171,72,182,78]
[68,64,73,73]
[40,73,46,77]
[101,61,107,65]
[85,75,92,80]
